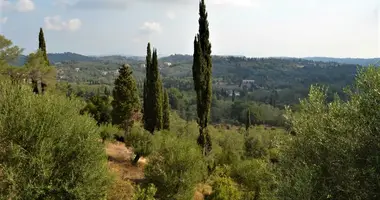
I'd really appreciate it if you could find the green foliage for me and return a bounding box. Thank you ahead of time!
[25,49,56,94]
[232,159,276,200]
[163,88,170,130]
[205,176,242,200]
[124,123,154,163]
[0,34,23,66]
[81,92,112,125]
[193,0,213,155]
[99,123,121,142]
[278,66,380,199]
[213,130,244,166]
[133,184,157,200]
[245,109,250,131]
[38,27,50,66]
[0,79,111,199]
[144,44,164,133]
[145,131,207,200]
[111,64,140,128]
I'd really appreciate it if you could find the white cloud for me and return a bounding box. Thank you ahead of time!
[0,0,11,10]
[1,0,35,12]
[139,21,162,34]
[16,0,35,12]
[211,0,259,7]
[62,0,131,10]
[166,11,176,20]
[44,16,82,32]
[0,17,7,24]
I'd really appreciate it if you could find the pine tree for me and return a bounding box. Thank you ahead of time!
[38,28,50,66]
[163,88,170,130]
[192,0,213,155]
[143,43,163,133]
[111,64,140,130]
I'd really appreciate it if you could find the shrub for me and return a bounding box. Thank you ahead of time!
[0,80,111,199]
[203,165,242,200]
[244,136,267,159]
[107,179,134,200]
[133,184,157,200]
[214,131,244,166]
[99,123,121,142]
[205,176,242,200]
[124,123,153,164]
[145,133,206,200]
[232,159,276,200]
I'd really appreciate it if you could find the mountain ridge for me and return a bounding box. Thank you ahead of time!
[12,52,380,66]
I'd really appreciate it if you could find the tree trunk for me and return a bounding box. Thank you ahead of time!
[133,154,141,165]
[253,186,260,200]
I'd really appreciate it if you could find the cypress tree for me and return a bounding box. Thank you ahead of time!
[192,0,213,155]
[143,43,163,133]
[152,49,163,131]
[38,27,50,66]
[245,109,251,132]
[163,88,170,130]
[143,43,151,132]
[270,89,278,107]
[111,64,140,130]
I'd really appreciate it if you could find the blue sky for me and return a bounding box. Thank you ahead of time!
[0,0,379,58]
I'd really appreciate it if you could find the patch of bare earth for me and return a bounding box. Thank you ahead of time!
[105,141,146,200]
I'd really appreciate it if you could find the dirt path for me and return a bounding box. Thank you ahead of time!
[105,141,146,182]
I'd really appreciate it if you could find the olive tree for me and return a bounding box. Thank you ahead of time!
[0,79,111,199]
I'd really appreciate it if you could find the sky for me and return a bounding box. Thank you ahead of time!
[0,0,380,58]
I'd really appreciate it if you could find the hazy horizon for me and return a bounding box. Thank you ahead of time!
[1,0,380,58]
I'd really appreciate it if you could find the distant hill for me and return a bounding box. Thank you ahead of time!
[11,52,139,66]
[304,57,380,66]
[12,52,380,67]
[48,52,99,63]
[11,52,99,66]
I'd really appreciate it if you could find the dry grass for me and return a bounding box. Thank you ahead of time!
[105,141,147,200]
[106,141,146,181]
[194,183,213,200]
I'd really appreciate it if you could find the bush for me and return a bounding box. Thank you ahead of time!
[205,165,242,200]
[0,80,111,199]
[133,184,157,200]
[277,67,380,199]
[124,123,153,163]
[232,159,276,200]
[145,133,206,200]
[244,136,267,159]
[107,179,134,200]
[99,123,121,142]
[214,130,244,166]
[205,176,242,200]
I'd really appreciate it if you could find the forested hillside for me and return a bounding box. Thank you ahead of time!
[15,51,359,125]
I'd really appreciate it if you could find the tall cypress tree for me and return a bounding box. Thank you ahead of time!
[111,64,140,130]
[38,27,50,66]
[192,0,213,155]
[143,43,151,131]
[245,109,251,132]
[143,44,163,133]
[163,88,170,130]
